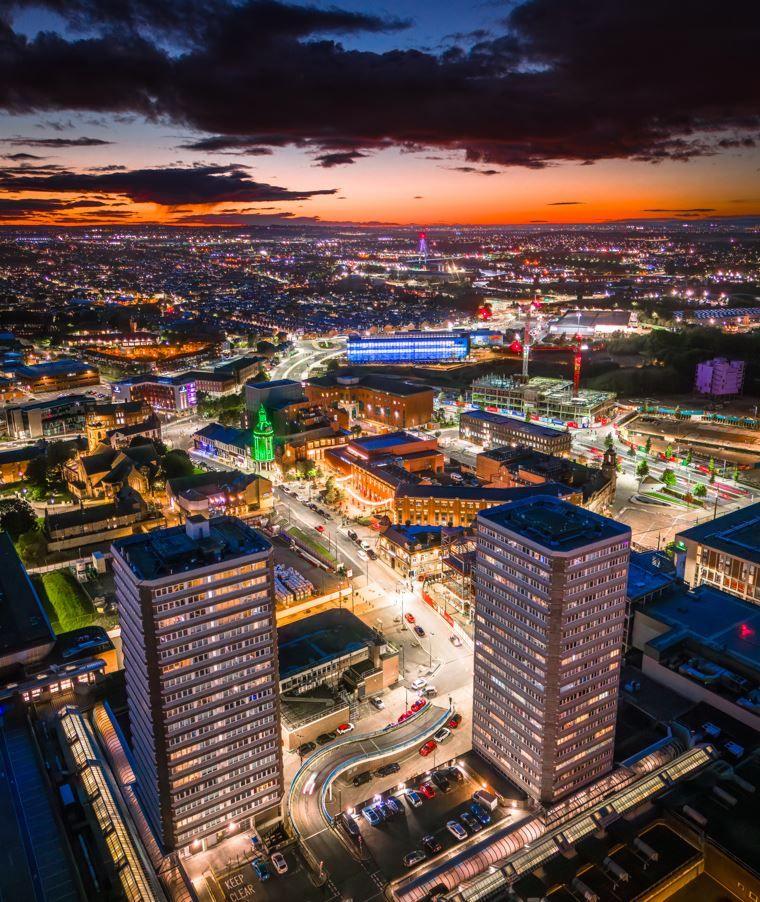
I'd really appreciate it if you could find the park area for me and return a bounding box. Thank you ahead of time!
[33,569,116,634]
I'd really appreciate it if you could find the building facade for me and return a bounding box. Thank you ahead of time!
[304,373,435,429]
[473,497,630,804]
[675,502,760,605]
[460,409,572,454]
[694,357,745,397]
[346,331,470,364]
[112,373,197,413]
[112,517,283,852]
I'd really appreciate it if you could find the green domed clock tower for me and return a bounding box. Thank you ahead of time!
[252,403,274,467]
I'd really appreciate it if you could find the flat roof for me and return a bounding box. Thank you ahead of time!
[15,358,96,377]
[195,421,251,448]
[479,495,630,552]
[398,482,570,501]
[307,372,434,396]
[351,430,425,452]
[277,608,381,680]
[113,517,270,581]
[0,532,54,657]
[641,582,760,672]
[627,550,677,601]
[347,331,467,341]
[677,501,760,566]
[462,409,569,439]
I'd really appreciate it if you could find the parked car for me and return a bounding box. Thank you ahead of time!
[411,678,427,691]
[472,789,498,812]
[410,698,426,713]
[470,802,491,826]
[385,796,404,816]
[446,820,467,841]
[419,781,436,799]
[377,762,400,777]
[348,530,358,541]
[336,723,354,735]
[270,852,288,875]
[444,766,464,784]
[362,806,383,826]
[405,613,416,624]
[315,524,325,533]
[297,741,316,756]
[357,549,368,560]
[353,770,372,787]
[419,740,437,757]
[405,789,423,808]
[316,731,337,745]
[423,686,438,698]
[367,549,378,560]
[403,850,426,868]
[339,812,361,838]
[413,625,426,638]
[460,812,482,833]
[398,711,413,723]
[433,727,451,743]
[448,712,462,729]
[431,771,451,792]
[450,635,462,647]
[422,834,442,855]
[252,859,270,881]
[360,539,372,550]
[369,696,385,710]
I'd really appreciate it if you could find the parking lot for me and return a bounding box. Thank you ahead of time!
[341,751,529,883]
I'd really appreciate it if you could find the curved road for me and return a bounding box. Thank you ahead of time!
[288,702,454,901]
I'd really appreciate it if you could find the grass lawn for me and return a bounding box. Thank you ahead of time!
[286,525,336,563]
[34,569,98,634]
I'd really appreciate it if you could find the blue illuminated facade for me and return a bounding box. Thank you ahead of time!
[347,331,470,364]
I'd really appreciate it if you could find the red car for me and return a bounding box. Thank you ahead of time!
[410,699,426,713]
[405,613,416,624]
[419,782,436,799]
[419,740,437,757]
[448,713,462,729]
[315,524,325,533]
[398,711,412,723]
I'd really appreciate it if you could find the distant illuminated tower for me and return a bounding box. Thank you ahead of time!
[253,403,274,466]
[418,230,429,264]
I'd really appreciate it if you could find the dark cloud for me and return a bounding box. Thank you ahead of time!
[0,136,113,147]
[0,162,335,206]
[1,152,45,160]
[313,150,367,168]
[172,211,319,225]
[642,207,717,213]
[447,166,500,175]
[0,0,757,173]
[547,200,585,206]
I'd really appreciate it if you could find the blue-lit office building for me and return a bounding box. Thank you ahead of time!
[347,331,470,364]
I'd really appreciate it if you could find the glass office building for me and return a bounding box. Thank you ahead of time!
[347,331,470,364]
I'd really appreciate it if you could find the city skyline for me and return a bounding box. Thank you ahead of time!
[1,0,758,226]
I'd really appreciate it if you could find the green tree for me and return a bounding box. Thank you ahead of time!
[709,470,716,484]
[644,436,652,456]
[350,424,362,437]
[661,469,677,488]
[636,460,649,481]
[604,433,615,451]
[684,449,693,466]
[627,444,635,457]
[693,482,707,499]
[0,499,37,540]
[708,457,716,473]
[252,368,270,383]
[161,449,196,480]
[665,444,673,459]
[16,526,47,567]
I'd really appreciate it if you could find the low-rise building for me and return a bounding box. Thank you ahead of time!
[112,372,197,412]
[45,487,160,552]
[675,502,760,605]
[305,372,435,429]
[244,378,304,416]
[346,330,470,364]
[5,394,94,439]
[184,355,264,396]
[192,421,252,468]
[694,357,745,397]
[11,357,99,393]
[65,442,161,500]
[471,375,616,428]
[461,409,572,454]
[376,524,448,580]
[0,441,44,483]
[85,400,154,449]
[167,469,273,521]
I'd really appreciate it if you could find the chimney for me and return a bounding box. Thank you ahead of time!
[185,515,210,541]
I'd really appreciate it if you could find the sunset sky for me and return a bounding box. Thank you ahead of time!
[1,0,758,227]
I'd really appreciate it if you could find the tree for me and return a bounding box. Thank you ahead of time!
[709,470,716,484]
[323,475,344,505]
[665,444,673,460]
[708,457,716,474]
[161,449,196,480]
[732,466,740,481]
[661,469,677,488]
[636,460,649,481]
[684,449,693,466]
[0,499,37,540]
[644,436,652,456]
[604,433,615,451]
[252,369,269,383]
[326,358,341,372]
[350,424,362,437]
[16,526,47,567]
[693,482,707,499]
[627,444,635,457]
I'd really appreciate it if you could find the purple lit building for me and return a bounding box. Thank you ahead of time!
[694,358,745,397]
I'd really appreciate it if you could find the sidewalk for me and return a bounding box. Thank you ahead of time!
[425,580,474,642]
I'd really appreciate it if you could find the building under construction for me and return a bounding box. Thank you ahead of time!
[470,375,616,427]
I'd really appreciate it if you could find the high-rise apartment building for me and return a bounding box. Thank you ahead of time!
[112,516,282,853]
[473,496,630,804]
